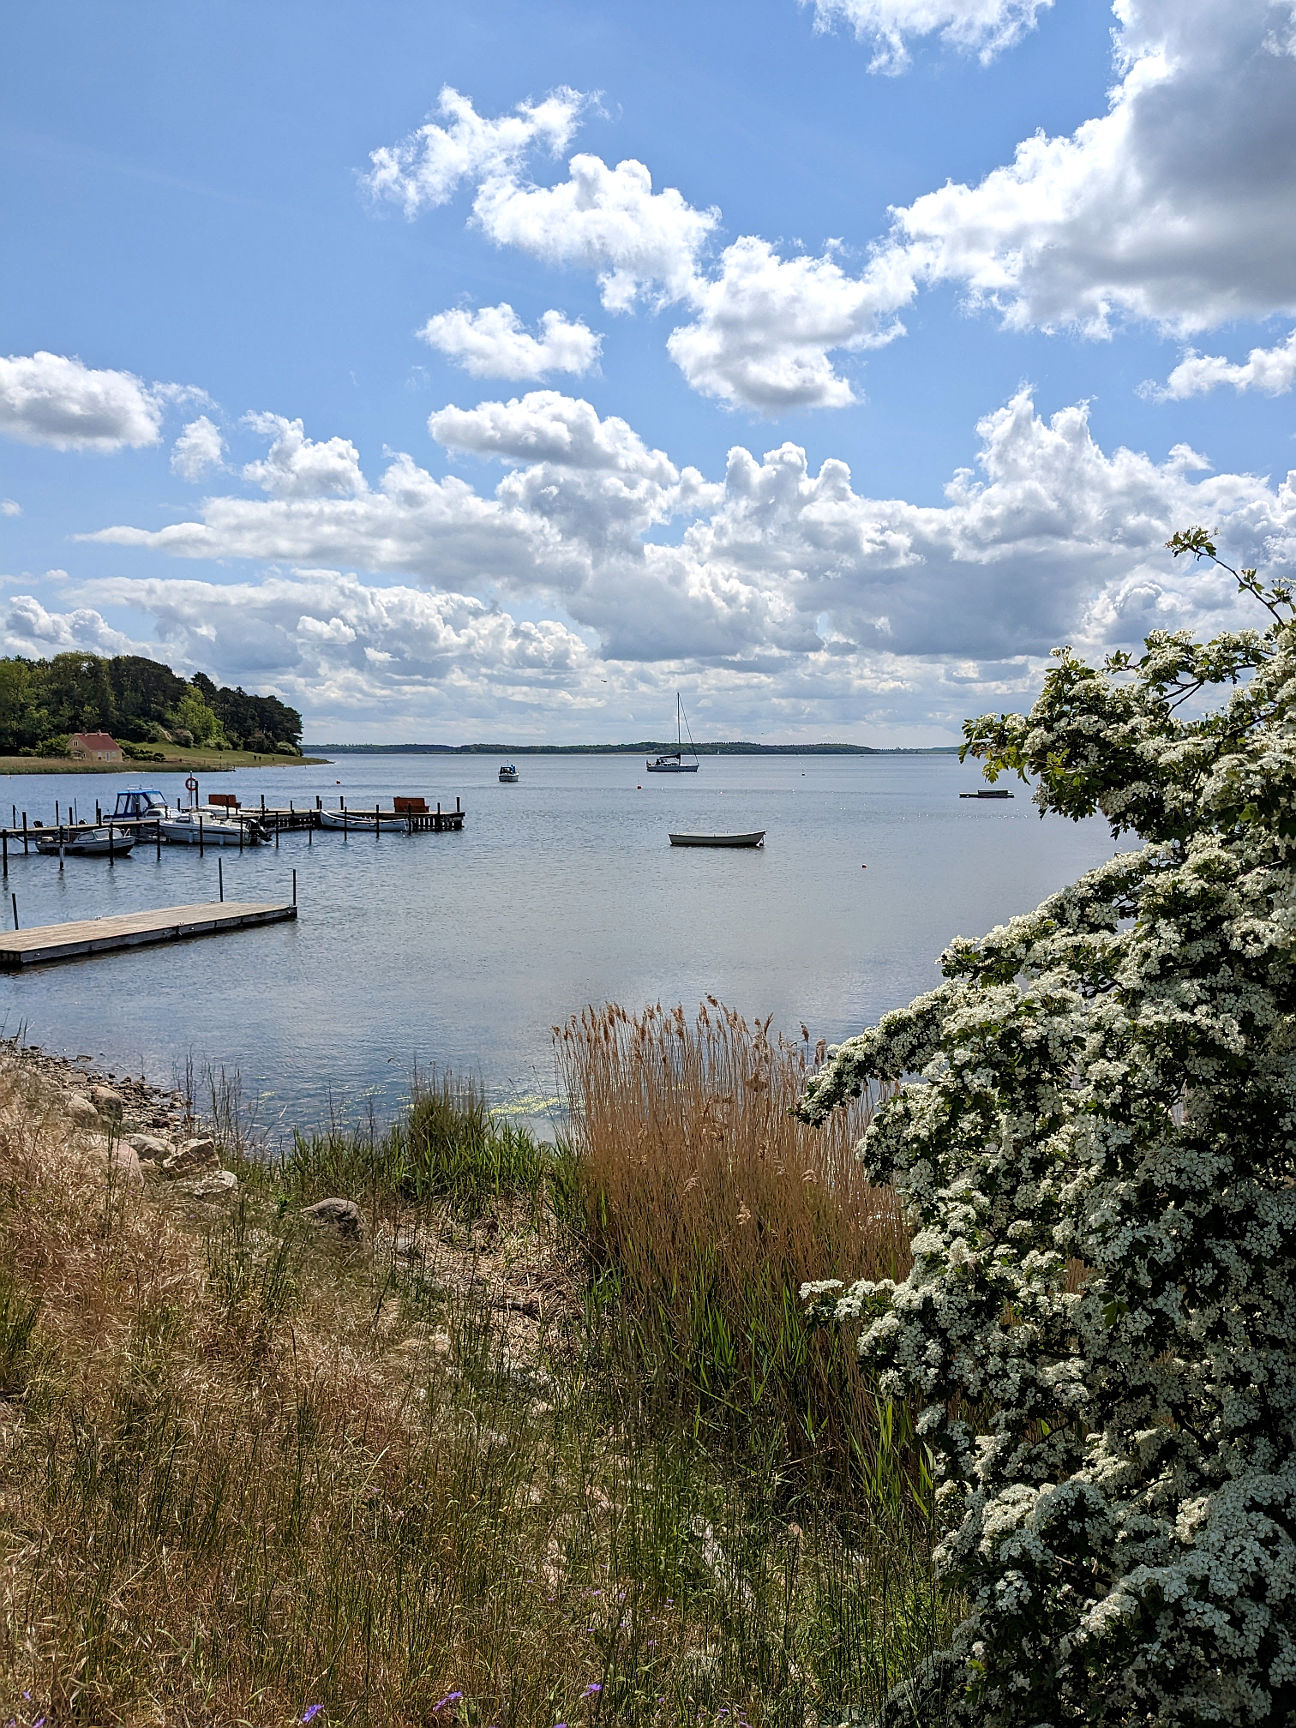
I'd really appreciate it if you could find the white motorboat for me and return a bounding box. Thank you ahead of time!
[318,807,409,832]
[646,693,700,772]
[668,830,765,848]
[35,825,135,857]
[110,788,265,844]
[499,763,519,783]
[158,811,257,847]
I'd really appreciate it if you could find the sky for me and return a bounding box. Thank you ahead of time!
[3,0,1296,745]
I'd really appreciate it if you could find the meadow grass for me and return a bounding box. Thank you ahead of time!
[0,1014,944,1727]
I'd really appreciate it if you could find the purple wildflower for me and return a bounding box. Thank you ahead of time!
[300,1709,324,1724]
[431,1693,464,1715]
[582,1682,603,1696]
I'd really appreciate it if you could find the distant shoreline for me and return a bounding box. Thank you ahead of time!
[305,741,962,757]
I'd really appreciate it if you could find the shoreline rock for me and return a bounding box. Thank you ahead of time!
[1,1037,238,1198]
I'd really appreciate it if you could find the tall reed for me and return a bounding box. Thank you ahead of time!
[554,1002,913,1497]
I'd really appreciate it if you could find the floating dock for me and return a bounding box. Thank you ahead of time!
[0,900,298,969]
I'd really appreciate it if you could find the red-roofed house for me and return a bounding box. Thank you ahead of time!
[68,732,123,763]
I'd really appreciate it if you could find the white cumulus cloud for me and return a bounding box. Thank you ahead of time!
[1,500,20,518]
[666,236,912,409]
[0,350,170,451]
[885,0,1296,335]
[171,414,225,480]
[430,390,677,480]
[1150,327,1296,399]
[241,413,368,498]
[362,84,588,215]
[800,0,1053,73]
[473,153,718,312]
[418,303,601,379]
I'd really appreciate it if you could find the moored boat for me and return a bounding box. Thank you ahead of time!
[35,825,135,857]
[318,807,409,832]
[959,789,1014,799]
[668,830,765,848]
[158,811,260,846]
[647,693,700,773]
[499,763,519,782]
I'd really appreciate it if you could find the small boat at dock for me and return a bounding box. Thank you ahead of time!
[318,807,409,832]
[35,825,135,858]
[669,830,765,848]
[499,764,519,783]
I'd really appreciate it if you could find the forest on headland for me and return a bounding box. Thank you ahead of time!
[0,651,303,757]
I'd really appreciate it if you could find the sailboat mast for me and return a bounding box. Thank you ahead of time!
[677,691,683,750]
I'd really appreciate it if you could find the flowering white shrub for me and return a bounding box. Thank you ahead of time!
[800,532,1296,1726]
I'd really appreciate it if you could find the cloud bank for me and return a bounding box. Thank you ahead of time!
[67,384,1296,737]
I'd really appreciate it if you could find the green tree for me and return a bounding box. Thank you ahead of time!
[801,533,1296,1726]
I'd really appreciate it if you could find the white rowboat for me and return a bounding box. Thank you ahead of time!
[318,808,409,832]
[668,831,765,848]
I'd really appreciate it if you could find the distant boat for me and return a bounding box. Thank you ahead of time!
[35,825,135,858]
[646,693,699,773]
[669,831,765,848]
[959,789,1014,800]
[499,763,519,783]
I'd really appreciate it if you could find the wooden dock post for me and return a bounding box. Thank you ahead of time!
[96,801,102,824]
[10,894,17,930]
[21,813,27,856]
[155,819,161,860]
[292,868,297,907]
[2,833,6,874]
[218,858,224,902]
[198,815,204,857]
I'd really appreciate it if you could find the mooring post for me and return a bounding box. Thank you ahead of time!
[261,793,266,817]
[54,801,59,827]
[218,858,224,902]
[292,868,297,906]
[21,812,28,856]
[96,801,102,824]
[10,893,17,930]
[155,819,161,860]
[2,832,7,874]
[274,822,279,849]
[198,815,204,857]
[315,794,321,810]
[456,795,461,813]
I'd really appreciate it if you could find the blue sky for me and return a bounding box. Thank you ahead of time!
[3,0,1296,742]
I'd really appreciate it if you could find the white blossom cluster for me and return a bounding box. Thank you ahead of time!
[799,537,1296,1725]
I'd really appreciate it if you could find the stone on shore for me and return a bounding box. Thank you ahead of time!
[182,1168,238,1199]
[65,1094,101,1130]
[161,1137,220,1179]
[301,1197,364,1241]
[89,1085,125,1123]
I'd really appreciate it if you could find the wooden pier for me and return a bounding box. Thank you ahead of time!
[0,793,465,860]
[0,900,298,969]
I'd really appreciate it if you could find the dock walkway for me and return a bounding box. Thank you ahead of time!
[0,901,298,969]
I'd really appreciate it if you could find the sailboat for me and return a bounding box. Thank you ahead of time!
[646,693,700,773]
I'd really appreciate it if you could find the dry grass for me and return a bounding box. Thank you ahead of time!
[0,1031,943,1727]
[554,1002,913,1495]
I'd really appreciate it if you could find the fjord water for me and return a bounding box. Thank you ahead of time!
[0,752,1123,1131]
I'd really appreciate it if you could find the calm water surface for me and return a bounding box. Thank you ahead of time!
[0,753,1123,1131]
